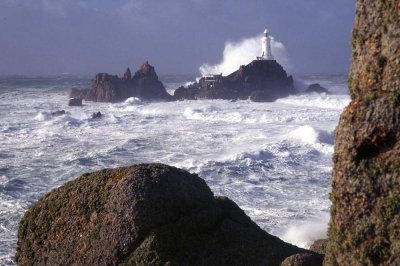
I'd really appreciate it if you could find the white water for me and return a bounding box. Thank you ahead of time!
[0,75,349,264]
[199,33,291,76]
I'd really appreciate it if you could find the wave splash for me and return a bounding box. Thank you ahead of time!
[199,33,292,76]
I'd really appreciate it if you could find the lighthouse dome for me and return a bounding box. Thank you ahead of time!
[264,29,268,34]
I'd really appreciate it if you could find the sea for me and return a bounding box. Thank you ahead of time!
[0,74,349,265]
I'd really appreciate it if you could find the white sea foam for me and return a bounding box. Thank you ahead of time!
[279,212,330,248]
[276,94,350,110]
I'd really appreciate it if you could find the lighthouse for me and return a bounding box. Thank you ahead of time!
[259,29,274,60]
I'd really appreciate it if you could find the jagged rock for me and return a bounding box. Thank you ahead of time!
[132,62,173,101]
[68,97,82,106]
[123,67,132,80]
[85,73,129,102]
[174,60,294,102]
[309,239,328,255]
[16,164,306,266]
[325,0,400,265]
[280,253,324,266]
[84,62,173,102]
[305,84,330,94]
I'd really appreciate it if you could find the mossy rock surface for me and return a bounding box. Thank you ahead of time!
[17,163,304,265]
[325,0,400,265]
[280,252,324,266]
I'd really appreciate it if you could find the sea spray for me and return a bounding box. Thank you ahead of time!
[279,212,330,248]
[199,33,292,76]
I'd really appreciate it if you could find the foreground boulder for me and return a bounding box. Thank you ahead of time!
[174,60,294,102]
[325,0,400,265]
[84,62,173,102]
[17,164,306,265]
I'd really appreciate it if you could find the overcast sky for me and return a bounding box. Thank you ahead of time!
[0,0,355,75]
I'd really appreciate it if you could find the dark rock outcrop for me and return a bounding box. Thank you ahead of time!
[84,62,173,102]
[68,97,82,106]
[305,83,330,94]
[325,0,400,265]
[91,112,102,119]
[16,164,306,265]
[174,60,294,102]
[50,110,67,116]
[280,253,324,266]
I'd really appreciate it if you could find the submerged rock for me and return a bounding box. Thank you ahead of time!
[174,60,294,102]
[16,164,306,265]
[84,62,173,102]
[91,112,102,119]
[325,0,400,265]
[305,83,330,94]
[50,110,67,116]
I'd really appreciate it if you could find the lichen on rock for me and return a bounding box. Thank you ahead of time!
[325,0,400,265]
[16,163,306,265]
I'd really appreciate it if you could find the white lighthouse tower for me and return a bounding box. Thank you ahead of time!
[259,29,274,60]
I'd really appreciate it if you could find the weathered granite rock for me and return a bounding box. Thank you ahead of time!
[123,67,132,80]
[132,62,173,101]
[84,62,173,102]
[305,84,330,94]
[309,239,328,255]
[16,164,306,266]
[174,60,294,102]
[325,0,400,265]
[68,97,82,106]
[280,253,324,266]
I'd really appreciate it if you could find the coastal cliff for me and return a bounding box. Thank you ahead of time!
[325,0,400,265]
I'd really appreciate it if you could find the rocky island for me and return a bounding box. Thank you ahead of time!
[174,59,295,102]
[70,29,299,104]
[73,61,173,103]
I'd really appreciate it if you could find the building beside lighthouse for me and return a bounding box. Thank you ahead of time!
[257,29,274,60]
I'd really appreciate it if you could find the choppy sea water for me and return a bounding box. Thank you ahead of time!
[0,74,349,264]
